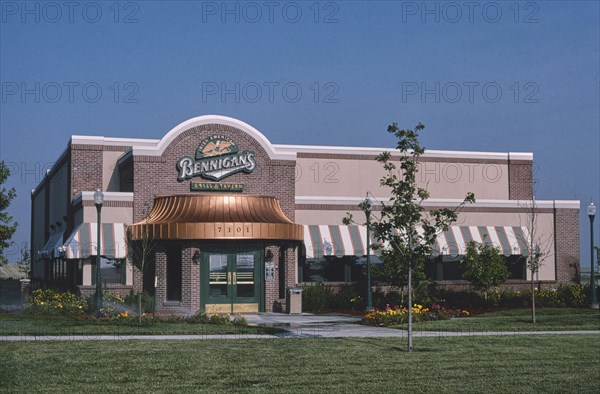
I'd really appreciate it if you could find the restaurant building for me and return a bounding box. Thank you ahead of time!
[31,115,580,314]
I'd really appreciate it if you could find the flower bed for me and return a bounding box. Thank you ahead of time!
[362,304,469,326]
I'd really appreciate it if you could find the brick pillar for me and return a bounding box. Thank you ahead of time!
[20,279,31,308]
[284,245,298,313]
[508,160,533,200]
[154,244,167,309]
[555,208,580,283]
[264,245,280,312]
[182,244,200,314]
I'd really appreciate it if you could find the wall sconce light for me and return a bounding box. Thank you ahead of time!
[265,249,273,262]
[192,250,200,264]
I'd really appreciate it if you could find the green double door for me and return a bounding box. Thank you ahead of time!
[201,244,263,313]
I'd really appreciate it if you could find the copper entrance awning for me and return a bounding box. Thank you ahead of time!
[129,195,303,241]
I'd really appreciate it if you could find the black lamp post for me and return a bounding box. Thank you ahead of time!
[364,194,373,312]
[588,201,597,307]
[94,189,104,312]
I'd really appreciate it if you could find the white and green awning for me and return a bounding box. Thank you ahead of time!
[431,226,531,257]
[63,223,127,259]
[303,225,378,259]
[39,232,65,258]
[303,225,531,259]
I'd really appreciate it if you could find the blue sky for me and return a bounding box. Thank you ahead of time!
[1,1,599,267]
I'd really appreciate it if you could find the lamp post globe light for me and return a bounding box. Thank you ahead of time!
[364,194,373,312]
[588,201,597,308]
[94,189,104,312]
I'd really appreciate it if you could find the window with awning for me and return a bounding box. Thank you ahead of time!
[62,223,127,259]
[38,232,64,258]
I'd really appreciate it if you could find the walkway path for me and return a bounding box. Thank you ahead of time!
[2,313,599,341]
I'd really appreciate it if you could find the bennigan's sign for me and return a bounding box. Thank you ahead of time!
[177,135,256,181]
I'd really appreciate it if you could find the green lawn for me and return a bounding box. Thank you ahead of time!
[393,308,600,331]
[0,314,280,336]
[1,335,599,392]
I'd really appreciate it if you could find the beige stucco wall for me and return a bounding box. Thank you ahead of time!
[296,208,556,281]
[102,151,123,192]
[81,205,133,224]
[295,158,509,200]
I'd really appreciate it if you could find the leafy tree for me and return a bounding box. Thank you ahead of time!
[126,227,156,323]
[460,240,510,300]
[0,161,18,265]
[344,122,475,352]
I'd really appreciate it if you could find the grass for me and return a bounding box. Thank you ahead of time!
[0,313,281,336]
[1,335,599,392]
[391,308,600,331]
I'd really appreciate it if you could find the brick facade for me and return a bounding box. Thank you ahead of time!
[125,124,298,315]
[554,208,580,283]
[508,160,533,200]
[31,116,581,314]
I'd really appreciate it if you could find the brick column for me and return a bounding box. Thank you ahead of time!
[555,208,580,283]
[508,160,533,200]
[264,245,280,312]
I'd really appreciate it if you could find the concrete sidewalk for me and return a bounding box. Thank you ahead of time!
[2,313,598,341]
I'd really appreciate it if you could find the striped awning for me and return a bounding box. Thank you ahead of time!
[432,226,530,257]
[303,225,531,259]
[303,225,378,259]
[38,232,64,258]
[63,223,127,259]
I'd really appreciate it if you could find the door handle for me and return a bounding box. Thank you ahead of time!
[228,272,232,284]
[233,272,237,284]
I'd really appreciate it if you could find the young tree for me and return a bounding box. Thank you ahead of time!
[461,240,510,300]
[522,195,551,323]
[127,227,156,323]
[344,122,475,352]
[0,161,18,266]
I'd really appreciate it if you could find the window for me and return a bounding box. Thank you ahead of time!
[166,245,182,301]
[506,255,527,280]
[425,255,527,281]
[299,255,375,283]
[92,257,125,285]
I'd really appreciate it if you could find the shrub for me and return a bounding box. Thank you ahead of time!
[330,285,362,310]
[232,315,248,326]
[25,289,87,316]
[362,303,469,326]
[209,313,231,325]
[302,283,333,312]
[125,290,154,314]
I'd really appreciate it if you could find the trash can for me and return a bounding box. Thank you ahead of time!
[287,287,303,314]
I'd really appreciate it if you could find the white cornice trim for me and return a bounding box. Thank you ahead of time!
[72,192,134,206]
[275,144,532,161]
[130,115,297,161]
[295,196,579,209]
[71,135,159,147]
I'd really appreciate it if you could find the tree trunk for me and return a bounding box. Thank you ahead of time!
[138,292,143,325]
[531,273,536,323]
